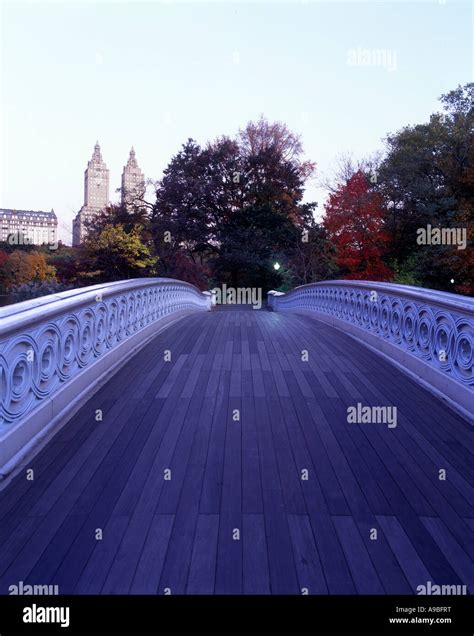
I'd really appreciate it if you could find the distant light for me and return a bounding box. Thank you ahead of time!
[450,278,454,284]
[274,262,281,271]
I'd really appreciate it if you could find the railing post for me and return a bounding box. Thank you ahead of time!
[267,290,284,311]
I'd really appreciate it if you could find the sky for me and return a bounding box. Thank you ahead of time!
[0,0,472,244]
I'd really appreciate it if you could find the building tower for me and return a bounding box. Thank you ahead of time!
[121,147,145,209]
[72,142,110,246]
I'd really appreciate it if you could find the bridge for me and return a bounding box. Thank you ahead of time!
[0,279,472,595]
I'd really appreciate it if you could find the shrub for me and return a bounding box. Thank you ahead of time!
[9,280,73,302]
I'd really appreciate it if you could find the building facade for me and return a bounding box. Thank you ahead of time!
[72,142,110,246]
[121,147,145,209]
[0,208,57,246]
[72,142,145,246]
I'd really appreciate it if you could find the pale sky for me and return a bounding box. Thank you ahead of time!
[0,0,472,244]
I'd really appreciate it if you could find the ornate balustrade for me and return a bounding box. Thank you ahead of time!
[0,279,212,474]
[268,281,473,421]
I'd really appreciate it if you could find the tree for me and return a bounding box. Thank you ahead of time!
[151,137,241,278]
[238,116,314,179]
[151,118,317,289]
[1,250,56,289]
[377,83,473,292]
[85,202,150,235]
[321,152,382,195]
[0,249,8,269]
[0,249,9,291]
[47,245,83,285]
[164,251,211,290]
[286,221,338,286]
[81,225,157,282]
[213,203,296,290]
[324,171,393,281]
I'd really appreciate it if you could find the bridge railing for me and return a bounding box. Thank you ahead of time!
[268,281,473,421]
[0,278,212,475]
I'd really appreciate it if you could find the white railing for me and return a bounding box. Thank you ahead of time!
[268,281,473,418]
[0,279,212,474]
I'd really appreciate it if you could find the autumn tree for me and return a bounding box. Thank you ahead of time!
[324,171,393,281]
[152,118,316,289]
[47,245,83,286]
[1,250,56,289]
[80,224,157,282]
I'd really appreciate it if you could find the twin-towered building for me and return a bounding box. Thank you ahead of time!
[72,142,145,246]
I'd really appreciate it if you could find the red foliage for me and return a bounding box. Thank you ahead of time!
[168,251,211,291]
[323,171,393,281]
[0,250,8,268]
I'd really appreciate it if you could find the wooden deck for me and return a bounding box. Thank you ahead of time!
[0,308,472,595]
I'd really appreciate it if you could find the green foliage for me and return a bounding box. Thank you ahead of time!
[377,82,473,293]
[390,258,422,287]
[81,224,158,282]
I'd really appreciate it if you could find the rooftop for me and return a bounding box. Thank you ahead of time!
[0,208,57,219]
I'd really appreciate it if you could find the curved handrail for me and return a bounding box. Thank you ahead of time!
[0,278,212,428]
[268,281,473,413]
[269,280,474,315]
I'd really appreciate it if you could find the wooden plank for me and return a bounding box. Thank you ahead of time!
[283,374,349,516]
[100,514,154,594]
[215,509,243,594]
[354,517,412,594]
[376,515,432,592]
[250,353,265,398]
[155,354,188,398]
[287,514,328,594]
[215,389,243,594]
[262,488,299,594]
[267,397,306,515]
[158,394,216,593]
[421,517,474,591]
[332,515,385,594]
[308,513,356,594]
[74,515,130,594]
[130,514,174,594]
[26,514,87,587]
[157,376,211,514]
[242,513,270,594]
[241,395,263,514]
[0,397,147,586]
[186,514,219,594]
